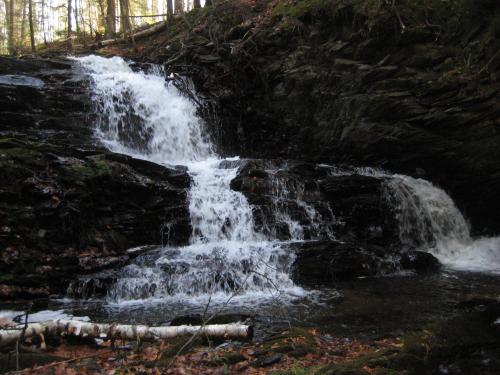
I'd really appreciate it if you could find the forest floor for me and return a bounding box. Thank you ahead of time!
[3,298,500,375]
[1,327,403,374]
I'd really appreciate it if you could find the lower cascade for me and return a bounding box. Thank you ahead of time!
[72,55,500,306]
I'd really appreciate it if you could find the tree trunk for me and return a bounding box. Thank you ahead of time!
[193,0,200,9]
[97,0,106,30]
[28,0,35,52]
[67,0,72,51]
[6,0,16,54]
[105,0,116,38]
[151,0,157,21]
[74,0,80,35]
[119,0,132,35]
[41,0,47,45]
[166,0,173,24]
[205,0,212,7]
[19,0,27,52]
[0,320,252,348]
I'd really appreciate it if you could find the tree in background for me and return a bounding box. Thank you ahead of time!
[119,0,133,41]
[166,0,173,24]
[105,0,116,38]
[67,0,72,50]
[28,0,35,51]
[7,0,15,54]
[0,0,213,54]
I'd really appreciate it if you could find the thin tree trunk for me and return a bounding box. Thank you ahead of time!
[119,0,132,35]
[73,0,79,35]
[105,0,116,38]
[19,0,27,52]
[97,0,106,30]
[28,0,35,52]
[151,0,157,21]
[67,0,72,50]
[80,0,86,46]
[41,0,47,45]
[166,0,173,24]
[0,320,252,348]
[193,0,200,9]
[88,3,94,39]
[205,0,212,7]
[6,0,16,54]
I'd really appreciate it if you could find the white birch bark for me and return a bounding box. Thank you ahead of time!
[0,320,252,348]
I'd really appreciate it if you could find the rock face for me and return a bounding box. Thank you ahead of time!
[133,0,500,235]
[0,57,191,298]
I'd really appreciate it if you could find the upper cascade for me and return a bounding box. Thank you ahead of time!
[76,55,212,165]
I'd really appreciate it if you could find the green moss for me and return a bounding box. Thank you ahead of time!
[210,352,246,366]
[65,156,111,179]
[0,273,14,282]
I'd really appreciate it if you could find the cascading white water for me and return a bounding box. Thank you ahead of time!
[324,165,500,274]
[385,175,500,274]
[76,55,305,303]
[77,55,212,164]
[267,174,336,241]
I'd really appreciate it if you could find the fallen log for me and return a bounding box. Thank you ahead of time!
[91,21,168,48]
[0,319,252,348]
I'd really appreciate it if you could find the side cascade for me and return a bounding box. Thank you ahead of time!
[384,174,500,274]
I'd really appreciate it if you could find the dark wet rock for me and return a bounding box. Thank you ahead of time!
[0,57,192,299]
[291,241,381,283]
[399,251,441,273]
[291,241,440,283]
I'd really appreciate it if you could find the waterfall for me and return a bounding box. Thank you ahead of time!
[385,174,500,274]
[76,55,304,303]
[76,54,500,305]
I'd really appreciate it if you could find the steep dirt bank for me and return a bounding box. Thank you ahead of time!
[104,0,500,235]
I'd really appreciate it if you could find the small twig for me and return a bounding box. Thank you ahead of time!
[476,49,500,77]
[391,0,406,32]
[166,272,253,369]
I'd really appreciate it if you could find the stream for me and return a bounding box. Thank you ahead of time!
[2,55,500,340]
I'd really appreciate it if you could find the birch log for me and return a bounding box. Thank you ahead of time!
[0,320,252,348]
